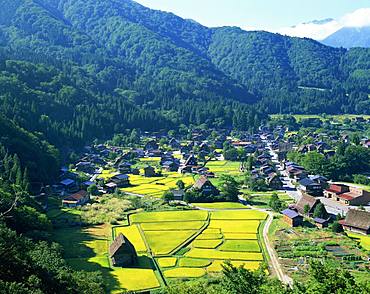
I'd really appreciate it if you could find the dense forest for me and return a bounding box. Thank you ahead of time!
[0,0,369,151]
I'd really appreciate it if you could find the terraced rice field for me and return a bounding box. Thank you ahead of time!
[121,172,194,197]
[127,208,268,280]
[205,161,241,176]
[193,202,248,209]
[54,224,161,292]
[144,230,198,255]
[131,210,208,223]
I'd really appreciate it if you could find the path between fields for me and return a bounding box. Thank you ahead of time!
[192,204,293,286]
[125,192,292,286]
[262,211,293,287]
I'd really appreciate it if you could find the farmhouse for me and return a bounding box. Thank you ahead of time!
[62,190,90,207]
[324,184,370,206]
[298,178,323,196]
[184,154,198,167]
[144,140,159,151]
[281,209,303,227]
[192,176,219,196]
[144,166,156,177]
[266,173,283,190]
[172,189,185,201]
[340,209,370,235]
[293,194,326,216]
[109,233,137,267]
[111,174,130,187]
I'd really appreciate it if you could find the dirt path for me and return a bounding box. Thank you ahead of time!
[262,211,293,286]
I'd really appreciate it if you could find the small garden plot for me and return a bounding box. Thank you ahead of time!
[114,225,147,252]
[185,248,263,261]
[179,258,212,267]
[144,230,198,255]
[111,268,160,292]
[193,202,248,209]
[219,240,261,252]
[207,260,261,272]
[223,233,257,240]
[209,220,260,233]
[193,239,223,249]
[131,210,208,223]
[196,233,223,240]
[141,221,205,231]
[163,267,206,278]
[211,210,267,220]
[157,257,177,268]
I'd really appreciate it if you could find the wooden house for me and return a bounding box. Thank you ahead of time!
[298,178,323,196]
[144,166,156,177]
[62,190,90,207]
[340,209,370,235]
[144,140,159,151]
[324,184,370,206]
[111,174,130,187]
[294,194,326,216]
[109,234,137,267]
[192,176,219,196]
[281,209,303,227]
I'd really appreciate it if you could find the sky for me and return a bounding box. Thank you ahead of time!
[135,0,370,40]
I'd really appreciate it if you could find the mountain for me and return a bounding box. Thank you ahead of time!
[0,0,369,150]
[322,26,370,48]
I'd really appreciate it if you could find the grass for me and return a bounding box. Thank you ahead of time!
[223,233,257,240]
[140,221,205,231]
[219,240,261,252]
[157,257,177,268]
[193,239,223,249]
[209,220,260,233]
[178,258,212,267]
[113,225,147,252]
[185,248,263,261]
[131,210,208,223]
[211,210,267,220]
[53,226,109,259]
[193,202,248,209]
[347,232,370,250]
[144,230,198,255]
[207,260,261,272]
[111,268,160,292]
[163,267,206,278]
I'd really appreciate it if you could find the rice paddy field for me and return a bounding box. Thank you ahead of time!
[53,224,162,292]
[347,232,370,250]
[56,207,268,291]
[115,208,268,282]
[120,172,195,197]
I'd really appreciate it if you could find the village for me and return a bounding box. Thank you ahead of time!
[42,114,370,292]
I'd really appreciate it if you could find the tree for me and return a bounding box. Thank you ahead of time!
[176,180,185,190]
[313,203,326,219]
[269,193,283,212]
[219,175,240,202]
[304,204,310,215]
[331,221,343,233]
[87,184,99,196]
[162,191,174,202]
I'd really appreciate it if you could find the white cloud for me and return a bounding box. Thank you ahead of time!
[277,8,370,40]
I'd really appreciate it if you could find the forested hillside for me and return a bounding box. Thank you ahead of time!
[0,0,369,150]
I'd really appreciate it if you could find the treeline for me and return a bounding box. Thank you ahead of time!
[0,115,59,184]
[288,144,370,181]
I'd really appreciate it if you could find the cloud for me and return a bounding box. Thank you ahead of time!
[277,8,370,40]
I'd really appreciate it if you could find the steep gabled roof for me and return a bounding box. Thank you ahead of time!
[109,233,134,257]
[295,194,320,214]
[344,209,370,231]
